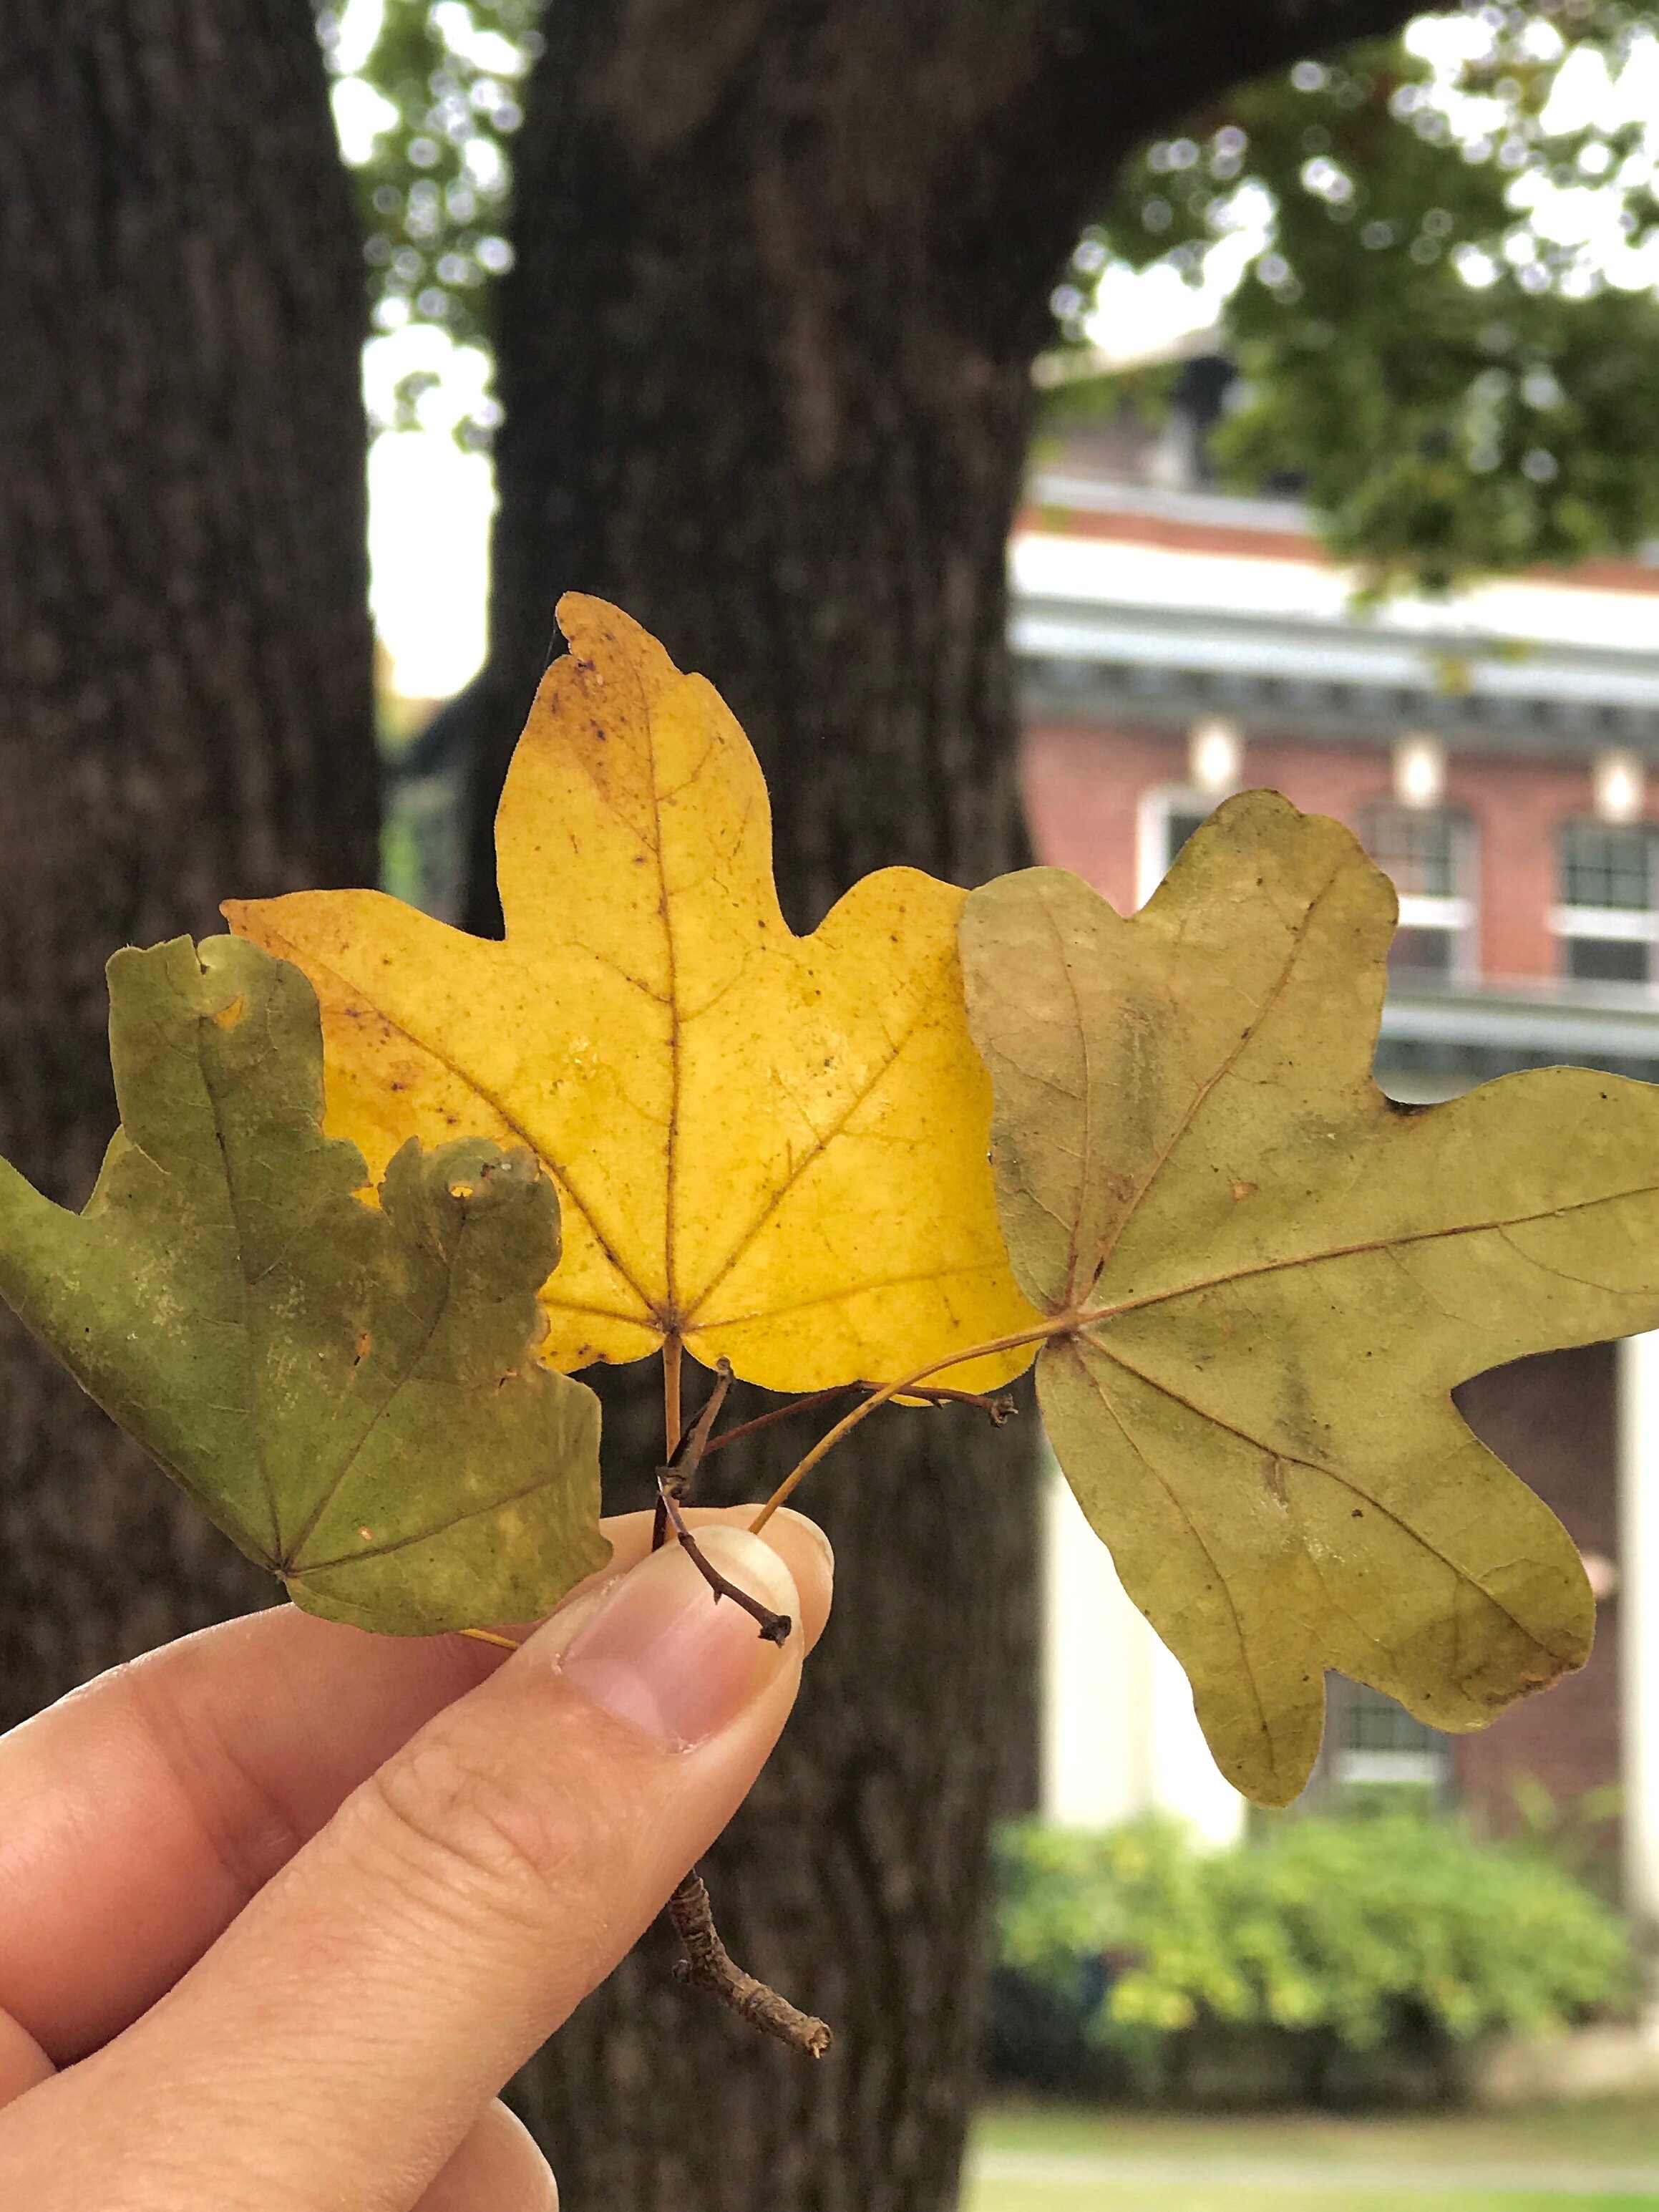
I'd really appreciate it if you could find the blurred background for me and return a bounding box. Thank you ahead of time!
[14,2,1659,2206]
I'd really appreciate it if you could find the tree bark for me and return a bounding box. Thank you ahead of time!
[484,5,1421,2206]
[0,1,376,1721]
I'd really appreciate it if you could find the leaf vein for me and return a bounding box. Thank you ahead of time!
[1093,1183,1659,1323]
[681,954,953,1322]
[1087,864,1344,1300]
[1077,1336,1558,1659]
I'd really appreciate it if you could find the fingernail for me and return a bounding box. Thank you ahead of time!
[538,1528,799,1750]
[779,1508,835,1589]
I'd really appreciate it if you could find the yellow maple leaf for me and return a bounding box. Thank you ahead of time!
[228,596,1039,1393]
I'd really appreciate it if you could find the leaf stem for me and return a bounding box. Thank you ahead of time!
[654,1335,686,1551]
[458,1626,522,1651]
[663,1334,683,1459]
[749,1322,1063,1533]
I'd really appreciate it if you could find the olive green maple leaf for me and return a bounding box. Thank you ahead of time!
[0,935,606,1634]
[961,791,1659,1805]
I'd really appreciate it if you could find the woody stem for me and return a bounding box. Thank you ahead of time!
[749,1322,1062,1533]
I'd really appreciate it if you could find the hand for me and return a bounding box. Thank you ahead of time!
[0,1506,832,2209]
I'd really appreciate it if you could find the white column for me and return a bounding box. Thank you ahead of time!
[1041,1458,1245,1845]
[1619,1333,1659,1923]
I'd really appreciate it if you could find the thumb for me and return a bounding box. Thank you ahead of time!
[45,1523,827,2212]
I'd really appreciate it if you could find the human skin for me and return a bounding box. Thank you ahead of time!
[0,1504,833,2209]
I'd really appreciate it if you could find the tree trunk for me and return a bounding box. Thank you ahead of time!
[0,2,376,1722]
[482,4,1421,2206]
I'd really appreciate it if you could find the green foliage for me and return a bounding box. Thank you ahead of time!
[0,935,606,1634]
[318,0,541,437]
[1505,1772,1623,1890]
[1033,359,1178,443]
[996,1812,1632,2062]
[1065,5,1659,596]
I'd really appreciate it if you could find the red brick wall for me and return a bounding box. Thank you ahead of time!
[1020,721,1165,912]
[1021,717,1658,985]
[1452,1347,1622,1866]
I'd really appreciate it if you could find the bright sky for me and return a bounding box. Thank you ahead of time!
[350,5,1659,699]
[362,329,496,699]
[336,0,499,700]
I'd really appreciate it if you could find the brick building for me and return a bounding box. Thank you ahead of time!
[1018,442,1659,1906]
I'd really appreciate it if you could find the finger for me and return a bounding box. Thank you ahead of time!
[0,1505,830,2063]
[0,2009,54,2107]
[414,2100,555,2212]
[20,1528,822,2211]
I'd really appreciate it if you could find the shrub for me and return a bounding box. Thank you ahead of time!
[991,1811,1630,2100]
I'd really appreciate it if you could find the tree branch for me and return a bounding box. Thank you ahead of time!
[666,1866,833,2060]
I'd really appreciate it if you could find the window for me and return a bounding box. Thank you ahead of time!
[1554,820,1658,985]
[1329,1681,1450,1792]
[1136,790,1215,908]
[1357,803,1477,980]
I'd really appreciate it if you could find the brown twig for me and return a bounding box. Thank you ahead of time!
[700,1384,857,1454]
[657,1473,792,1644]
[653,1355,735,1550]
[750,1320,1062,1533]
[666,1866,832,2059]
[701,1379,1018,1457]
[915,1384,1020,1423]
[668,1357,734,1498]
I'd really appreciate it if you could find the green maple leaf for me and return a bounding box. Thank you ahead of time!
[960,791,1659,1806]
[0,935,607,1634]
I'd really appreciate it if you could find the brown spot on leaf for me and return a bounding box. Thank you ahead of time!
[1230,1180,1257,1201]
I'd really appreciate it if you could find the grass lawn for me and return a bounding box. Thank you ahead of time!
[962,2095,1659,2211]
[967,2191,1658,2212]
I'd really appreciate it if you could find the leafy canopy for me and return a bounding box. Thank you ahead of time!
[322,0,535,343]
[228,596,1037,1394]
[0,935,606,1635]
[1056,4,1659,595]
[961,792,1659,1805]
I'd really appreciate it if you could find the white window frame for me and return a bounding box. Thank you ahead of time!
[1359,805,1481,984]
[1136,786,1215,910]
[1552,820,1658,982]
[1334,1747,1449,1787]
[1549,905,1659,945]
[1390,893,1479,984]
[1551,903,1659,986]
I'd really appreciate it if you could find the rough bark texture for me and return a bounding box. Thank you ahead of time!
[484,5,1420,2207]
[0,2,376,1721]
